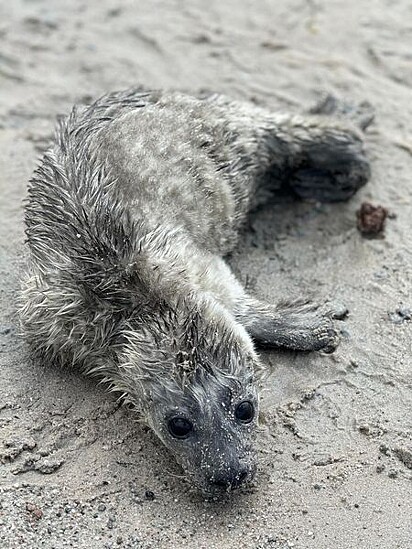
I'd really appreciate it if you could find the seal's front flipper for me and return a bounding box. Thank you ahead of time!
[236,298,339,353]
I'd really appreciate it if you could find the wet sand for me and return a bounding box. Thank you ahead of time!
[1,1,411,547]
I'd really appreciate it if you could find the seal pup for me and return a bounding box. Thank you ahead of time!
[21,89,370,496]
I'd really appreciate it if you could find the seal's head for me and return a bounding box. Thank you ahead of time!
[119,303,260,496]
[148,362,258,496]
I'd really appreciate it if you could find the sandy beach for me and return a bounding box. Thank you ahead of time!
[1,1,411,547]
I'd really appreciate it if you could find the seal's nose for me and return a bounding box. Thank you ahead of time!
[210,467,249,490]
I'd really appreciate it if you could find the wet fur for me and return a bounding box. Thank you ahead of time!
[21,89,370,493]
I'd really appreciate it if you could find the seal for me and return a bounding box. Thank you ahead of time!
[20,89,370,496]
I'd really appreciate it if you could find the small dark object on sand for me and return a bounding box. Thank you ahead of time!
[356,202,388,237]
[389,306,412,324]
[26,502,43,520]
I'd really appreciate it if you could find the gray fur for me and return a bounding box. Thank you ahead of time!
[20,89,370,495]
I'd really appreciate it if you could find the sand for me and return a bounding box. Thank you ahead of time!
[0,1,411,548]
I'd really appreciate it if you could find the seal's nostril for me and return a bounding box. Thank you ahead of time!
[238,470,248,483]
[231,469,248,488]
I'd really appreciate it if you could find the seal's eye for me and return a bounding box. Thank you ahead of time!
[235,401,255,424]
[168,417,193,439]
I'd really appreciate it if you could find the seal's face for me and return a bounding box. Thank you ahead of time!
[122,305,260,495]
[146,367,258,496]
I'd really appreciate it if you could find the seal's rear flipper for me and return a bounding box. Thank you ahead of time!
[308,93,375,132]
[286,119,371,203]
